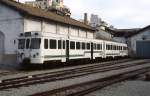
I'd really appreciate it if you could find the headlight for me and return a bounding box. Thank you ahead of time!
[33,54,36,58]
[36,53,39,56]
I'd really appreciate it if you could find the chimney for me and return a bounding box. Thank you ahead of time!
[84,13,88,25]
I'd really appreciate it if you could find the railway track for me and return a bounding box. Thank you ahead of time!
[0,59,149,90]
[0,70,19,77]
[30,67,150,96]
[0,59,130,77]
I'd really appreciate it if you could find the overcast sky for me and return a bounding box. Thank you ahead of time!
[20,0,150,29]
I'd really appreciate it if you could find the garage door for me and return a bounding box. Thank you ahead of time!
[0,31,4,63]
[136,41,150,58]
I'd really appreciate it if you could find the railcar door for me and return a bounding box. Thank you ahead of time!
[91,42,93,61]
[0,32,4,63]
[66,40,69,62]
[61,39,66,62]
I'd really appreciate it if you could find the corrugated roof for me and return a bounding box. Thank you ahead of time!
[128,25,150,37]
[0,0,95,31]
[107,28,141,38]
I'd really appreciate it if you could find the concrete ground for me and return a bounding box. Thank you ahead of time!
[87,80,150,96]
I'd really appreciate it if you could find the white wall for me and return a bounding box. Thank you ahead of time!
[87,31,94,39]
[79,29,86,38]
[0,3,24,67]
[24,18,94,39]
[0,3,23,54]
[57,24,69,35]
[70,27,78,36]
[24,19,42,32]
[43,22,56,33]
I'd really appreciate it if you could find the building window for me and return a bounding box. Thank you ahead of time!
[70,41,75,49]
[44,39,48,49]
[50,39,57,49]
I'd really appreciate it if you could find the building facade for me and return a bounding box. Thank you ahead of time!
[0,0,95,68]
[128,26,150,58]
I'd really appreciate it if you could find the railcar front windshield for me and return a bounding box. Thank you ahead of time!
[30,38,41,49]
[18,39,25,49]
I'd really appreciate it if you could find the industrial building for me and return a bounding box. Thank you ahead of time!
[109,27,150,58]
[128,25,150,58]
[108,28,140,43]
[0,0,95,68]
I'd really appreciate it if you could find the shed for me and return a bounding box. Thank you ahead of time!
[128,25,150,58]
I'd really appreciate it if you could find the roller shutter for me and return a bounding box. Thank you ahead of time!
[136,41,150,58]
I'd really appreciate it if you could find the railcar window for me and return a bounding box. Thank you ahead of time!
[58,40,62,49]
[63,40,65,49]
[109,45,111,50]
[113,45,116,50]
[82,42,85,49]
[112,45,114,50]
[110,45,113,50]
[106,45,108,50]
[94,43,96,50]
[100,44,102,50]
[30,38,41,49]
[44,39,48,49]
[87,43,90,50]
[26,39,30,49]
[97,44,100,50]
[76,42,80,49]
[70,41,75,49]
[18,39,25,49]
[120,46,122,50]
[50,39,57,49]
[124,47,127,50]
[117,46,119,50]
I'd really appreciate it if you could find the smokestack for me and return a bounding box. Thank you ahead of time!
[84,13,88,24]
